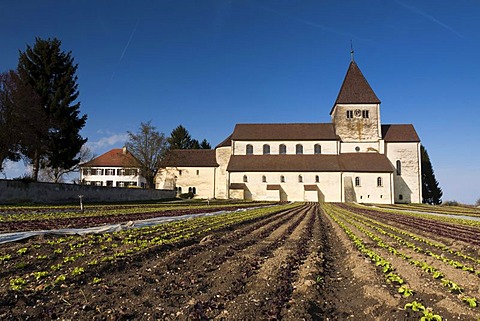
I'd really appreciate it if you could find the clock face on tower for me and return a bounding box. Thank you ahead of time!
[354,109,362,117]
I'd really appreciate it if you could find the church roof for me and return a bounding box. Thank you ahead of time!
[382,124,420,142]
[227,153,393,173]
[81,148,141,168]
[164,149,219,167]
[215,134,232,148]
[231,123,339,141]
[331,61,381,114]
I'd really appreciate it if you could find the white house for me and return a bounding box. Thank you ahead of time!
[156,60,421,204]
[80,147,147,188]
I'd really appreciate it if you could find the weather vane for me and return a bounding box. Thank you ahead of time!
[350,40,354,62]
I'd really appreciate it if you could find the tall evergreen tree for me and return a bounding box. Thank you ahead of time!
[421,145,443,205]
[0,71,21,171]
[199,139,211,149]
[167,125,194,149]
[17,37,87,181]
[167,125,211,150]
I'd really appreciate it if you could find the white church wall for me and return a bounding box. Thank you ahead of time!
[233,140,338,155]
[385,142,421,203]
[215,146,232,199]
[229,172,342,202]
[340,142,384,154]
[157,166,216,199]
[344,172,393,204]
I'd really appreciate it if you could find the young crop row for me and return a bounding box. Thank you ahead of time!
[0,201,273,222]
[0,202,300,295]
[372,203,480,217]
[349,203,480,229]
[330,205,479,310]
[340,204,480,248]
[322,203,478,320]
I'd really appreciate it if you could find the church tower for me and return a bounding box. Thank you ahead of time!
[330,61,382,143]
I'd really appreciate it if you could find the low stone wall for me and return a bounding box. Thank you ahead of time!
[0,180,176,204]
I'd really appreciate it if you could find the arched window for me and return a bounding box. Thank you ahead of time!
[243,175,248,183]
[296,144,303,154]
[279,144,287,155]
[314,144,321,154]
[188,187,192,193]
[263,144,270,155]
[298,175,303,183]
[246,144,253,155]
[192,187,196,194]
[262,175,267,183]
[399,194,403,201]
[177,187,182,194]
[315,175,320,183]
[396,160,402,175]
[280,175,285,183]
[377,177,383,187]
[355,177,361,187]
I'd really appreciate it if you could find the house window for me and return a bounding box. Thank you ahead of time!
[315,175,320,183]
[96,169,103,175]
[399,194,403,201]
[177,187,182,194]
[246,144,253,155]
[196,170,199,175]
[355,177,361,187]
[263,144,270,155]
[192,187,196,194]
[179,170,182,176]
[83,168,91,176]
[347,110,353,119]
[362,110,369,118]
[95,181,102,186]
[298,175,303,183]
[262,175,267,183]
[243,175,248,183]
[279,144,287,155]
[106,169,115,175]
[314,144,321,154]
[296,144,303,154]
[377,177,383,187]
[280,175,285,183]
[396,160,402,176]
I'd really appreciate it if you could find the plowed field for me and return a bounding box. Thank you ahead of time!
[0,203,479,320]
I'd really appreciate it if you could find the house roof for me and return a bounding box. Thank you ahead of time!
[331,61,381,114]
[382,124,420,142]
[231,123,339,141]
[81,148,141,168]
[164,149,219,167]
[227,153,394,173]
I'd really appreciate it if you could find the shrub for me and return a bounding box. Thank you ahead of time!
[179,192,195,199]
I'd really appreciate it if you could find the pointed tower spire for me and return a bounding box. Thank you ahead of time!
[331,61,380,110]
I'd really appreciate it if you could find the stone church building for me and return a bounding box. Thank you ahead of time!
[156,60,421,204]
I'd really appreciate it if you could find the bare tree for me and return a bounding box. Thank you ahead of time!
[125,121,167,189]
[38,146,95,183]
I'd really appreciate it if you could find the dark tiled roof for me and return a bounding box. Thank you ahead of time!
[304,185,319,191]
[231,123,339,141]
[382,124,420,142]
[266,184,282,190]
[215,134,232,148]
[227,153,394,173]
[331,61,381,113]
[81,148,140,168]
[164,149,219,167]
[229,183,246,189]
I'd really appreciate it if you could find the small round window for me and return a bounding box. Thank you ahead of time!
[355,146,360,152]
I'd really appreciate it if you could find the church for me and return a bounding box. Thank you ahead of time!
[155,59,422,204]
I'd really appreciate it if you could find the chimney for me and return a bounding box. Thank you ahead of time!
[122,146,127,154]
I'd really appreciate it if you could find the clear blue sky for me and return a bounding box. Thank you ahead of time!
[1,1,479,204]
